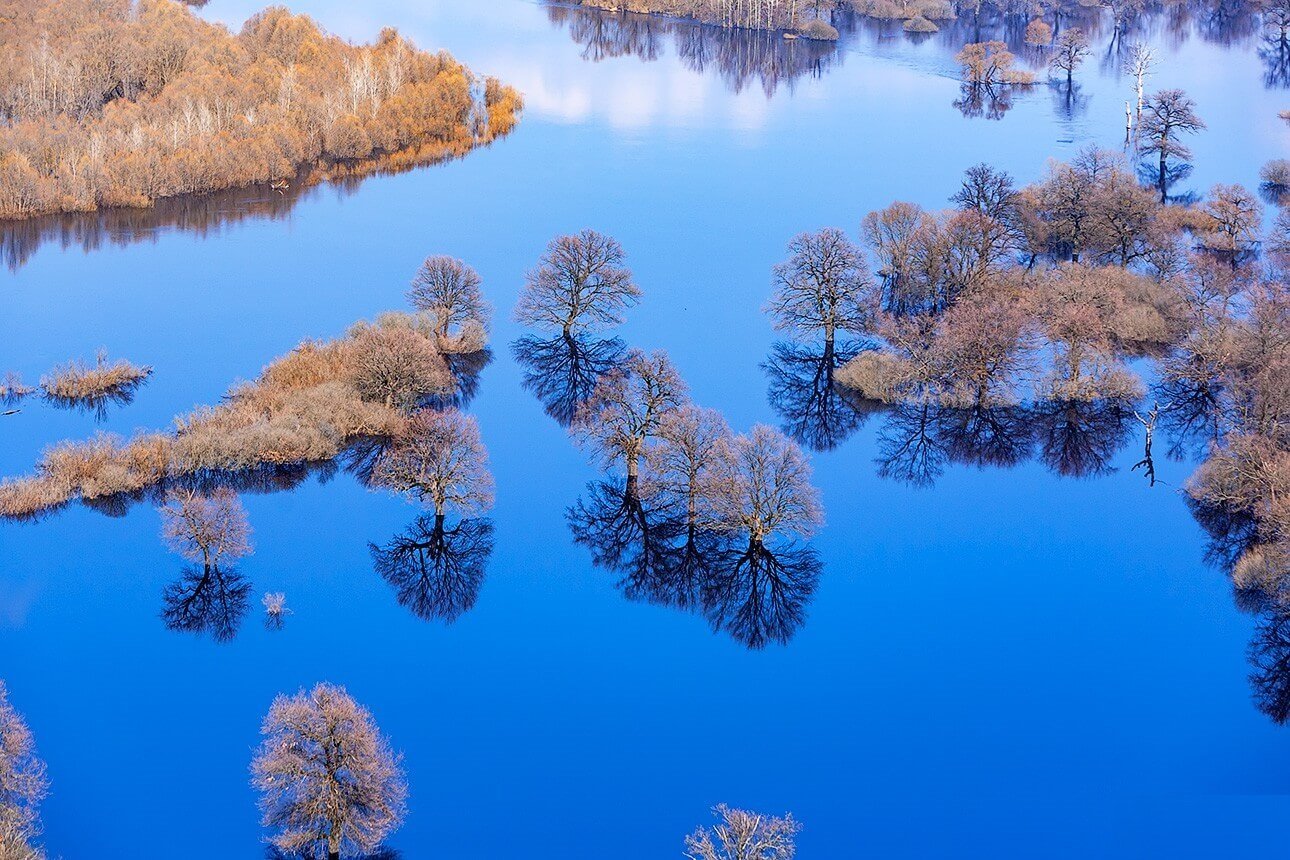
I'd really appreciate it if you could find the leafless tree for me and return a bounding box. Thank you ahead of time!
[514,230,641,335]
[1198,184,1263,266]
[1123,43,1155,125]
[347,323,453,412]
[574,349,688,490]
[1138,89,1206,201]
[406,256,490,347]
[765,229,876,347]
[371,409,494,518]
[711,425,823,543]
[251,683,407,860]
[160,488,253,573]
[644,405,732,526]
[1049,28,1090,86]
[0,682,47,860]
[685,804,801,860]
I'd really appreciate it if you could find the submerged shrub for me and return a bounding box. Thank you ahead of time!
[799,19,840,40]
[39,352,151,403]
[904,15,938,32]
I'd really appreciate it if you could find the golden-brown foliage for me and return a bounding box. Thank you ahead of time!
[38,352,152,401]
[0,0,523,219]
[0,312,465,519]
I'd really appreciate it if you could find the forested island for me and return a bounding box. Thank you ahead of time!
[0,0,522,220]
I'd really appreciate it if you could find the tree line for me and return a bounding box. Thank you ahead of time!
[0,0,523,220]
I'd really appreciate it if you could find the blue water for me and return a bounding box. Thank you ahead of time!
[2,1,1289,856]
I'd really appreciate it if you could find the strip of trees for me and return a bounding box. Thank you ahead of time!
[0,0,523,220]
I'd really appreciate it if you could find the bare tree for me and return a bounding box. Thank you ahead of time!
[1049,28,1089,86]
[1198,184,1263,266]
[371,409,494,518]
[406,256,490,347]
[711,425,823,543]
[685,804,801,860]
[1138,89,1206,201]
[765,229,876,347]
[251,683,408,860]
[514,230,641,335]
[0,682,47,860]
[347,323,453,412]
[1123,43,1155,125]
[160,488,253,573]
[574,349,688,490]
[643,405,732,526]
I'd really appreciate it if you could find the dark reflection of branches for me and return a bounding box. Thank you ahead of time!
[1137,159,1195,205]
[568,478,683,600]
[874,399,1135,486]
[427,350,493,410]
[1250,610,1290,724]
[160,563,251,643]
[1029,397,1135,478]
[545,5,841,97]
[702,538,822,649]
[42,378,150,422]
[875,402,955,487]
[512,333,625,426]
[763,340,878,452]
[567,479,820,648]
[1261,29,1290,88]
[369,514,494,624]
[952,82,1019,121]
[1050,81,1090,120]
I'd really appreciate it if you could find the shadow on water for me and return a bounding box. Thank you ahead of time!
[544,4,843,97]
[567,478,822,648]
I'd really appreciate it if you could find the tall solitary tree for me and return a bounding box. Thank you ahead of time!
[0,681,47,860]
[406,256,490,347]
[711,425,824,545]
[514,230,641,336]
[1137,89,1206,201]
[765,228,876,348]
[251,683,408,860]
[1123,43,1155,124]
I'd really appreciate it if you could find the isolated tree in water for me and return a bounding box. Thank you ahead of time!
[0,681,48,860]
[711,425,824,544]
[252,683,407,860]
[685,804,801,860]
[765,228,876,347]
[1049,28,1090,85]
[514,230,641,335]
[406,256,490,348]
[1137,89,1206,200]
[372,409,495,518]
[160,488,253,573]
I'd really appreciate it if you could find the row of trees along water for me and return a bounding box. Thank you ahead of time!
[0,677,800,859]
[0,0,523,220]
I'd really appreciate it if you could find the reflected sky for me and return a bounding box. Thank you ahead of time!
[3,1,1290,858]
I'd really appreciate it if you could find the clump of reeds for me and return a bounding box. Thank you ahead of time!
[0,371,35,405]
[40,350,152,404]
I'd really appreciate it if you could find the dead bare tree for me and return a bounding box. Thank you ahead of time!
[0,682,47,860]
[685,804,801,860]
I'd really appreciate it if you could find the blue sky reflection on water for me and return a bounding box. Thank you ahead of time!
[2,0,1290,856]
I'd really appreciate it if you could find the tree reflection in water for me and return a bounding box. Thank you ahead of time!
[545,5,841,97]
[568,478,821,648]
[512,333,626,426]
[160,564,252,643]
[763,340,879,452]
[369,514,495,624]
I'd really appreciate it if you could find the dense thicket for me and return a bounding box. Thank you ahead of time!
[565,0,838,35]
[0,0,522,219]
